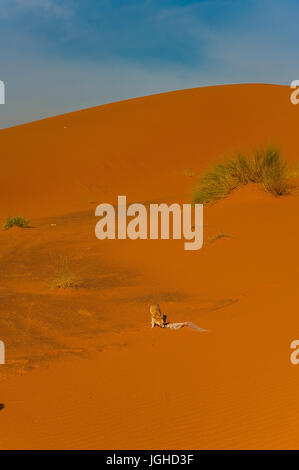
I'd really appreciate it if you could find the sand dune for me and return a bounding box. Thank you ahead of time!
[1,84,299,449]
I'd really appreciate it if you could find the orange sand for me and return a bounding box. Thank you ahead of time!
[1,84,299,449]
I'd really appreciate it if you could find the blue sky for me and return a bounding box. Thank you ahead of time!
[0,0,299,128]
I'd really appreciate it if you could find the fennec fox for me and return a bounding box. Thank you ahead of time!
[150,304,166,328]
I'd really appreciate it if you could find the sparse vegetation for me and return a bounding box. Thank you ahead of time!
[192,148,295,205]
[208,232,232,243]
[3,215,29,230]
[51,257,81,289]
[52,272,80,289]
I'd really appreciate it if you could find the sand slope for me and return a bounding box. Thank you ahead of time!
[1,83,298,218]
[1,84,299,449]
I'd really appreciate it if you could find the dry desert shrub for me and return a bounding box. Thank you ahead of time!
[51,257,81,289]
[208,232,232,243]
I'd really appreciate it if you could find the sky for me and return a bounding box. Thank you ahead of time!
[0,0,299,128]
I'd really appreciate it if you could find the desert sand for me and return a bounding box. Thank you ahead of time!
[1,84,299,449]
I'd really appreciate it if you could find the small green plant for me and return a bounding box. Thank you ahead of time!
[193,148,294,205]
[3,215,29,230]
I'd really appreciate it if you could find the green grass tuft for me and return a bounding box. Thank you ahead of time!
[3,215,29,230]
[192,148,294,205]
